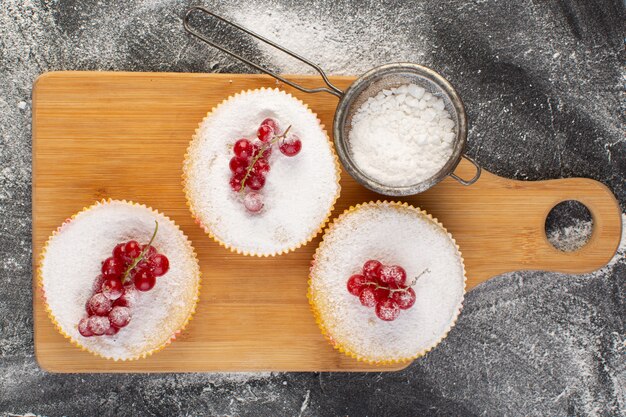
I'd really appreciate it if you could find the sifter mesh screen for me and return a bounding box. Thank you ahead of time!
[333,64,467,194]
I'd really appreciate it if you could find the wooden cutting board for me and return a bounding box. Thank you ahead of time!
[32,72,622,373]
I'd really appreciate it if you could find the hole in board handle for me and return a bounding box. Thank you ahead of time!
[545,200,593,252]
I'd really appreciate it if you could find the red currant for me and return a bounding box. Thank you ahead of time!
[142,244,157,259]
[229,156,249,175]
[91,274,105,293]
[252,141,272,159]
[101,277,124,300]
[112,243,129,262]
[87,315,111,336]
[234,138,254,158]
[392,287,416,310]
[243,191,264,213]
[78,317,93,337]
[134,269,156,291]
[115,284,138,308]
[279,134,302,156]
[261,117,278,132]
[134,259,150,272]
[359,286,377,307]
[101,257,124,279]
[87,292,113,316]
[105,326,119,336]
[109,306,131,328]
[379,265,407,286]
[247,172,266,191]
[229,173,244,192]
[257,124,274,143]
[253,158,270,175]
[124,240,142,259]
[362,260,383,281]
[346,274,368,296]
[376,298,400,321]
[149,254,169,277]
[373,287,390,303]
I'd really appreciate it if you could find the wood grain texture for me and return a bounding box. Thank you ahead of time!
[32,72,622,373]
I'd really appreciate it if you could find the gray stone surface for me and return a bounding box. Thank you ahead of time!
[1,0,624,416]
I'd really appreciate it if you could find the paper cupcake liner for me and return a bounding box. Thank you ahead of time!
[308,200,467,365]
[38,199,202,361]
[182,87,342,257]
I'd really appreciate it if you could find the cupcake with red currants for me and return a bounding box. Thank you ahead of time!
[183,88,341,256]
[308,201,466,364]
[38,199,200,360]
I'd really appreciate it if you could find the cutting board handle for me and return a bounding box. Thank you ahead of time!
[439,160,623,288]
[531,177,622,273]
[489,172,623,277]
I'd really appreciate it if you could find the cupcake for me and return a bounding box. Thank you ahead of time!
[308,201,466,364]
[38,199,201,361]
[183,88,341,256]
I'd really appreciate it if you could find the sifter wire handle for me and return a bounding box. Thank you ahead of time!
[449,154,481,186]
[183,7,344,98]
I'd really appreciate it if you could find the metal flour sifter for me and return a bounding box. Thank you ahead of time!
[183,6,481,196]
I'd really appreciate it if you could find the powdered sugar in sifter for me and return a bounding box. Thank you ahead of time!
[183,6,481,196]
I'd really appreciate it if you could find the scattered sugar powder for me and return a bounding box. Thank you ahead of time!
[546,217,593,252]
[184,89,340,256]
[40,201,200,360]
[309,202,465,361]
[349,84,456,187]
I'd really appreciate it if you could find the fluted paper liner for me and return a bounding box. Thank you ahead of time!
[182,88,342,257]
[38,199,201,361]
[308,201,467,365]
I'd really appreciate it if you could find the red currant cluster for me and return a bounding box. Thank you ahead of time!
[229,118,302,213]
[347,260,423,321]
[78,222,169,337]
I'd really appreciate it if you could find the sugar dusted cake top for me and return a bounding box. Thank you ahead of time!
[184,88,340,256]
[40,200,200,360]
[309,202,466,362]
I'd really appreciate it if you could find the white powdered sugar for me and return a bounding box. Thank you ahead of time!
[310,202,465,361]
[349,84,456,187]
[40,201,200,360]
[184,89,340,256]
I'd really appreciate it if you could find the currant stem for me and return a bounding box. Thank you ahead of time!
[408,268,430,287]
[366,268,430,293]
[121,220,158,285]
[239,125,292,194]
